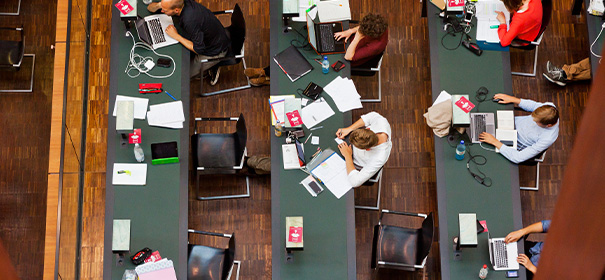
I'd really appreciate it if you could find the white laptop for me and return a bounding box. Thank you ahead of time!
[135,14,179,49]
[487,232,520,271]
[469,113,496,143]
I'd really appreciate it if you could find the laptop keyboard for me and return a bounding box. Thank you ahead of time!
[319,24,335,52]
[493,240,509,268]
[148,18,166,44]
[473,114,486,141]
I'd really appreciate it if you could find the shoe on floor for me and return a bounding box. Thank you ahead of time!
[250,76,270,87]
[209,67,220,86]
[244,68,265,78]
[543,61,566,86]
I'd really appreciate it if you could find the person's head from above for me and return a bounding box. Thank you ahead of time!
[161,0,184,16]
[501,0,526,13]
[359,14,388,38]
[350,128,378,150]
[532,105,558,128]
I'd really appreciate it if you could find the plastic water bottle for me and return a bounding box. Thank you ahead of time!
[455,140,466,160]
[322,56,330,74]
[134,143,145,162]
[479,264,488,279]
[274,121,284,137]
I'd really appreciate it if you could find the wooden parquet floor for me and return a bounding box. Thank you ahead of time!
[0,0,594,279]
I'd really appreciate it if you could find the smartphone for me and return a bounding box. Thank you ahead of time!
[309,181,323,195]
[332,60,345,72]
[506,270,519,278]
[157,58,171,68]
[464,11,473,23]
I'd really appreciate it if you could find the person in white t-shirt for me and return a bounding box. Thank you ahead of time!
[335,112,392,187]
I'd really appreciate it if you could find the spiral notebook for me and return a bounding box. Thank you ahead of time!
[273,45,313,82]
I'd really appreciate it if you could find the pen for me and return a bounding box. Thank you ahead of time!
[490,25,500,29]
[313,58,323,66]
[310,126,323,131]
[164,91,177,101]
[304,133,313,144]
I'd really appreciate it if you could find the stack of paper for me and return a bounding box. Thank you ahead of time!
[135,259,177,280]
[113,95,149,120]
[147,101,185,129]
[496,110,517,152]
[300,98,335,129]
[323,76,363,112]
[475,0,510,43]
[269,95,295,125]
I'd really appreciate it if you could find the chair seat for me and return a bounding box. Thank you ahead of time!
[0,40,22,66]
[188,245,229,280]
[376,225,420,267]
[194,133,237,168]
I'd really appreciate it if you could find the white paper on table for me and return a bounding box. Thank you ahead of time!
[334,137,344,145]
[270,95,295,125]
[311,136,319,145]
[301,98,335,128]
[323,77,363,112]
[146,110,184,129]
[112,163,147,185]
[475,0,510,43]
[495,129,517,153]
[282,144,301,169]
[497,110,515,130]
[113,95,149,120]
[433,90,452,106]
[316,0,351,22]
[292,0,316,22]
[310,152,352,199]
[148,101,185,124]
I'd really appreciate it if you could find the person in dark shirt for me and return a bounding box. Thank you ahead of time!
[334,14,388,67]
[147,0,230,84]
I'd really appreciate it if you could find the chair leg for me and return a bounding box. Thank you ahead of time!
[226,260,241,280]
[0,0,21,15]
[511,45,538,77]
[520,162,540,191]
[355,176,382,211]
[0,54,35,93]
[197,176,251,200]
[200,57,252,97]
[360,68,382,103]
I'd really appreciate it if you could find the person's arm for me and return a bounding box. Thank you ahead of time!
[334,26,359,43]
[497,11,525,47]
[517,99,555,112]
[338,142,384,187]
[336,116,366,139]
[343,32,364,61]
[165,25,197,54]
[338,142,357,174]
[147,2,161,13]
[498,137,552,164]
[505,221,546,243]
[517,254,538,273]
[493,93,521,106]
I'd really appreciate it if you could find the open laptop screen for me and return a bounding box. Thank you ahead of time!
[295,139,306,166]
[306,11,317,50]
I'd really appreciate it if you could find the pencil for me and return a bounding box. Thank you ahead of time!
[164,91,177,101]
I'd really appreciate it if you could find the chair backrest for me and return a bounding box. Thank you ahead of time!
[538,0,552,38]
[228,4,246,57]
[0,27,25,69]
[233,113,247,164]
[416,212,434,265]
[221,233,236,280]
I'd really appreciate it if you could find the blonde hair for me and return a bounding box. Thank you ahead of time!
[532,105,559,126]
[350,129,378,149]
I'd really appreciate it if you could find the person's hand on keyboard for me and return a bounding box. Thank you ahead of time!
[165,25,180,40]
[505,229,525,244]
[334,28,355,43]
[516,254,537,273]
[479,132,503,149]
[493,93,521,105]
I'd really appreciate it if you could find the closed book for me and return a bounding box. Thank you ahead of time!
[273,45,313,82]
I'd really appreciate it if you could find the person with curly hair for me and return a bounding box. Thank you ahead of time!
[334,14,388,67]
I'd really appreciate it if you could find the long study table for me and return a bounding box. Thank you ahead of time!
[270,2,356,279]
[103,2,190,279]
[427,4,526,279]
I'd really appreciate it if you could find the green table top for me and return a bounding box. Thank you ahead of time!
[426,5,525,280]
[104,2,189,279]
[270,3,356,279]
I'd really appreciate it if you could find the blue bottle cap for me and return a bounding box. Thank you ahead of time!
[460,140,465,145]
[323,56,328,60]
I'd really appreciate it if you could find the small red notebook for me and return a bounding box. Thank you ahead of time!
[129,129,142,144]
[455,96,475,113]
[288,226,303,243]
[115,0,134,15]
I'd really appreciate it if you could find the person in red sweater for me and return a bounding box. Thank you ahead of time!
[496,0,542,47]
[334,14,388,67]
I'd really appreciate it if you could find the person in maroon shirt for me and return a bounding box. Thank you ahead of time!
[496,0,542,47]
[334,14,388,67]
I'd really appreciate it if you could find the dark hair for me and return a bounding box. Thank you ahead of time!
[501,0,524,12]
[359,14,388,38]
[532,105,559,126]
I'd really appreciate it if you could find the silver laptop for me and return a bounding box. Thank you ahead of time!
[135,14,179,49]
[487,232,520,271]
[469,113,496,143]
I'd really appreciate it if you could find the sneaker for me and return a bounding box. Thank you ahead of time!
[250,76,270,87]
[209,67,220,86]
[543,61,566,86]
[244,68,266,78]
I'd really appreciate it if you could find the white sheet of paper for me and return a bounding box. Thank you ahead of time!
[323,77,363,112]
[316,0,351,22]
[146,110,183,129]
[113,95,149,120]
[301,98,309,106]
[282,144,301,169]
[495,129,517,152]
[475,0,510,43]
[148,101,185,124]
[334,137,344,145]
[497,110,515,130]
[112,163,147,185]
[311,136,319,145]
[310,153,352,199]
[301,98,335,128]
[300,175,322,197]
[433,90,452,106]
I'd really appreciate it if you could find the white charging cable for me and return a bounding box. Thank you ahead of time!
[590,22,605,63]
[124,31,176,78]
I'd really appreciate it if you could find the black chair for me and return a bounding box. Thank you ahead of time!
[351,52,384,103]
[355,168,383,211]
[0,26,25,71]
[519,149,547,191]
[510,0,552,77]
[191,113,249,200]
[198,4,251,97]
[187,229,240,280]
[371,210,434,275]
